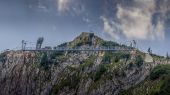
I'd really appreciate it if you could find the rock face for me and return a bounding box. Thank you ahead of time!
[0,32,166,95]
[144,53,153,63]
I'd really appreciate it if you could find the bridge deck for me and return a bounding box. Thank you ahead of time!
[23,48,133,52]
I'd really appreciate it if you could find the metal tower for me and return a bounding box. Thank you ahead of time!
[36,37,44,50]
[22,40,27,50]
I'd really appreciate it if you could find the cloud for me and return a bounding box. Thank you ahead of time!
[82,17,90,23]
[101,16,121,40]
[37,2,49,12]
[102,0,167,40]
[57,0,72,12]
[56,0,85,15]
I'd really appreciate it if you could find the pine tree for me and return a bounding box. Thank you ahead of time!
[148,47,152,54]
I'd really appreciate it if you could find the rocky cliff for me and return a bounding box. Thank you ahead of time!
[0,32,167,95]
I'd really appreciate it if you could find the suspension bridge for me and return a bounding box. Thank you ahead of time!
[19,37,137,52]
[23,47,134,52]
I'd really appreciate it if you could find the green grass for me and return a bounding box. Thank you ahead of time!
[159,75,170,95]
[150,65,170,80]
[119,64,170,95]
[119,79,164,95]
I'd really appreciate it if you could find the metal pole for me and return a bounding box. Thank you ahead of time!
[22,40,24,50]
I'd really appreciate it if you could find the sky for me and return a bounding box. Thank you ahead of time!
[0,0,170,56]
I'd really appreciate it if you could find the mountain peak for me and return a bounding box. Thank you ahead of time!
[58,32,120,48]
[70,32,103,47]
[80,32,94,36]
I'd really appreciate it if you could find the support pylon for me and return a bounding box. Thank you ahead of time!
[22,40,26,51]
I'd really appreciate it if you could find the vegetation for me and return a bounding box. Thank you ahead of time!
[115,52,131,60]
[101,41,119,47]
[102,52,114,64]
[148,47,152,54]
[40,53,49,70]
[94,64,107,81]
[166,52,169,59]
[52,71,80,94]
[57,42,68,47]
[119,64,170,95]
[150,65,170,95]
[159,76,170,95]
[151,54,164,61]
[150,65,170,80]
[135,55,144,67]
[0,52,7,63]
[40,51,65,69]
[71,32,102,47]
[80,55,96,70]
[50,51,64,59]
[119,78,164,95]
[102,52,131,64]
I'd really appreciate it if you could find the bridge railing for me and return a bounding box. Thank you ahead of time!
[23,46,133,51]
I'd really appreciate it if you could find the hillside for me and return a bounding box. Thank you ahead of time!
[119,64,170,95]
[0,32,169,95]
